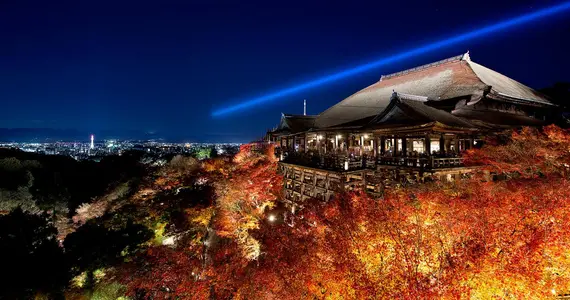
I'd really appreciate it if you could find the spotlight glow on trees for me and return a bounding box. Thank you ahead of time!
[212,1,570,117]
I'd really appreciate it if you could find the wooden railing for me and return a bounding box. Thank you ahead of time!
[432,157,464,168]
[347,160,362,170]
[282,152,465,171]
[282,152,372,171]
[378,157,429,168]
[378,156,464,169]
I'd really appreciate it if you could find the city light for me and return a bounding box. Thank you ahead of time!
[211,1,570,117]
[0,140,242,161]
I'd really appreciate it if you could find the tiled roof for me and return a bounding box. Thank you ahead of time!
[370,92,477,129]
[466,59,553,105]
[275,114,316,134]
[314,52,551,129]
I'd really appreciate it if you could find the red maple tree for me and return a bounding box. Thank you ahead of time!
[116,127,570,299]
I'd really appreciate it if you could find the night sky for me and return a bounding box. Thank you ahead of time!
[1,0,569,142]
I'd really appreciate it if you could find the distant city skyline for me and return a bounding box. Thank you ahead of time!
[1,138,241,161]
[0,128,254,144]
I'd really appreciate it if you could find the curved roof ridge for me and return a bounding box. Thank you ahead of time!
[283,113,317,118]
[380,54,465,81]
[393,91,429,102]
[370,92,477,129]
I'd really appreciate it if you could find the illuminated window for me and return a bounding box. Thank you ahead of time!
[385,139,393,153]
[430,140,440,153]
[411,139,425,154]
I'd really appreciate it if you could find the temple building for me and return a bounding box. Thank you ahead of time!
[267,52,558,203]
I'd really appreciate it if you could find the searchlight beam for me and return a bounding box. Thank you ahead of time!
[212,1,570,117]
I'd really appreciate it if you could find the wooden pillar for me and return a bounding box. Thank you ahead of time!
[313,171,317,187]
[359,135,364,157]
[335,134,339,151]
[394,137,402,156]
[444,136,450,153]
[402,137,407,157]
[324,133,327,154]
[292,136,296,152]
[293,136,297,152]
[425,136,431,155]
[392,137,397,156]
[372,136,378,158]
[439,134,445,155]
[380,136,385,156]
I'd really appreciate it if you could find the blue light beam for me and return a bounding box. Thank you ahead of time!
[212,1,570,117]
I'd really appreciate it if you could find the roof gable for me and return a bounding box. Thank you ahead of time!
[370,92,476,129]
[276,114,316,134]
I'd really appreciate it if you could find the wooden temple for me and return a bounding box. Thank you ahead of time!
[267,52,558,204]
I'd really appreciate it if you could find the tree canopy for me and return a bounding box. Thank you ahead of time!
[2,128,570,298]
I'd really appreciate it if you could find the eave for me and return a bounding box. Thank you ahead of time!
[487,91,556,107]
[371,121,480,135]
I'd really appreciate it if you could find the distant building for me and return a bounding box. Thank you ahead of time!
[268,52,558,203]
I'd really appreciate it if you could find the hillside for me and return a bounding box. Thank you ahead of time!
[1,127,570,299]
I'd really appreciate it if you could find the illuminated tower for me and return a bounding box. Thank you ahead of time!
[90,134,94,150]
[304,99,306,116]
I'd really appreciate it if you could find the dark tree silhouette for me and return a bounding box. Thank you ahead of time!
[540,82,570,107]
[64,219,152,289]
[0,148,150,217]
[0,157,33,190]
[0,208,69,299]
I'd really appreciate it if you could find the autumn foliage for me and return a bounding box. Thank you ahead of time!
[111,128,570,299]
[213,143,281,260]
[464,125,570,177]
